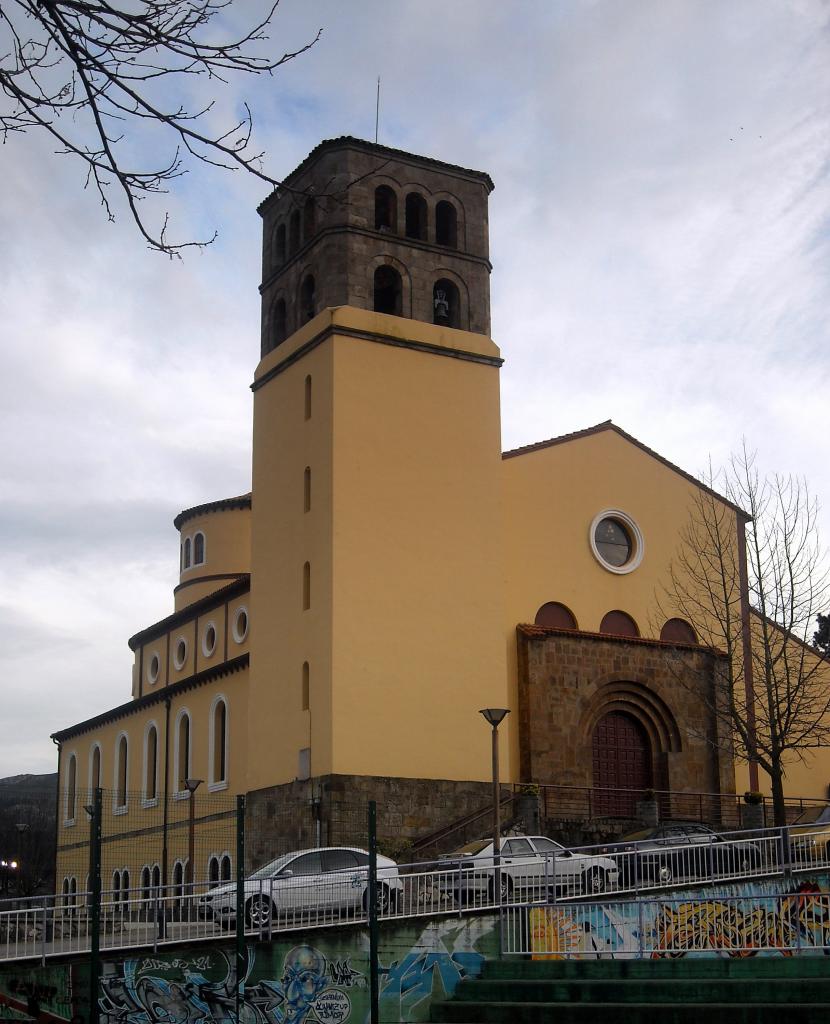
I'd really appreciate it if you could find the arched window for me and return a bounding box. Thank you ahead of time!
[141,865,151,901]
[274,223,286,265]
[405,192,427,240]
[121,869,130,906]
[193,532,205,565]
[660,618,698,644]
[176,711,191,792]
[115,734,128,809]
[152,864,160,893]
[289,209,301,254]
[599,610,640,638]
[304,375,312,420]
[183,537,191,570]
[303,196,316,241]
[435,201,457,248]
[211,697,228,786]
[374,186,397,232]
[220,854,232,882]
[272,298,287,349]
[172,861,184,903]
[374,265,402,316]
[89,744,101,796]
[303,561,311,610]
[112,871,121,903]
[433,278,460,328]
[62,877,70,909]
[304,466,311,512]
[144,724,158,802]
[300,275,316,322]
[302,661,310,711]
[208,856,220,888]
[534,602,578,630]
[65,753,77,823]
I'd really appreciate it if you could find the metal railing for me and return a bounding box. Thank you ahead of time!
[503,890,830,957]
[3,821,830,963]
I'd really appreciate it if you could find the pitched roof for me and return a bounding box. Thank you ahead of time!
[173,493,251,530]
[502,420,747,518]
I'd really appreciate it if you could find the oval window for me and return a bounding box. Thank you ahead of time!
[147,652,161,685]
[203,622,217,657]
[173,637,187,670]
[232,607,249,644]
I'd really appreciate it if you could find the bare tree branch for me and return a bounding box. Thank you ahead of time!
[0,1,321,255]
[658,446,830,826]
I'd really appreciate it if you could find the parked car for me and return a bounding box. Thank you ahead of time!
[789,805,830,866]
[436,834,619,903]
[610,822,765,885]
[198,846,403,927]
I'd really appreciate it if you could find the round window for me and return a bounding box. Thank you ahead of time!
[589,510,644,574]
[173,637,187,670]
[232,607,249,643]
[147,652,160,685]
[202,622,217,658]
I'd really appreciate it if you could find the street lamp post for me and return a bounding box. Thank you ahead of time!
[184,778,203,896]
[479,708,510,902]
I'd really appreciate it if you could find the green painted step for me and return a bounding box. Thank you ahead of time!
[451,977,830,1003]
[430,1003,830,1024]
[480,956,830,980]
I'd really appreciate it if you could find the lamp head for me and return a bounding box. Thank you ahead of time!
[479,708,510,728]
[184,778,204,794]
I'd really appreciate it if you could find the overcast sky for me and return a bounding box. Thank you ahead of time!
[1,0,828,778]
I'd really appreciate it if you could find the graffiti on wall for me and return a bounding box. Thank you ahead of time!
[0,965,72,1022]
[530,879,830,959]
[98,916,496,1024]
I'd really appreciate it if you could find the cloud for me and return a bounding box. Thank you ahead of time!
[0,0,828,774]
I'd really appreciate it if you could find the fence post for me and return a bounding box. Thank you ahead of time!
[637,897,644,958]
[368,800,379,1024]
[89,787,102,1024]
[235,794,246,1023]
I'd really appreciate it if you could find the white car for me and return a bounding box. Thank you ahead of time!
[437,834,619,903]
[199,846,403,927]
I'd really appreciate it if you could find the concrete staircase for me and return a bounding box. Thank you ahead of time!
[430,956,830,1023]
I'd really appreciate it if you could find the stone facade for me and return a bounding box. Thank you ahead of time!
[245,774,497,868]
[257,137,494,354]
[516,624,736,803]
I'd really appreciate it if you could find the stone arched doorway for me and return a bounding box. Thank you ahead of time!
[591,710,653,817]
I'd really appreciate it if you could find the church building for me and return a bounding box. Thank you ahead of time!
[51,137,824,892]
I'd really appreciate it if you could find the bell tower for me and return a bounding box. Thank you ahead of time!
[247,138,509,797]
[257,136,494,356]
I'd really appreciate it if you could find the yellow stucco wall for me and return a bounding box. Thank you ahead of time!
[248,306,508,789]
[175,506,251,612]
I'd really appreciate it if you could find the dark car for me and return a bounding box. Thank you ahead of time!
[610,822,765,886]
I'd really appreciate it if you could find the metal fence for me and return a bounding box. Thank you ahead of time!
[503,891,830,957]
[4,814,830,964]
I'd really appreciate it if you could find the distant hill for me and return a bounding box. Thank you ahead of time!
[0,774,58,895]
[0,773,57,794]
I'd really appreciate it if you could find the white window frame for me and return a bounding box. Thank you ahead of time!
[173,635,188,671]
[208,694,229,792]
[232,605,249,644]
[113,731,129,814]
[63,750,78,827]
[202,620,218,658]
[192,530,207,566]
[142,720,160,807]
[173,708,192,798]
[88,742,102,800]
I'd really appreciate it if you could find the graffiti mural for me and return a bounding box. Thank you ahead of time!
[529,878,830,959]
[0,964,72,1022]
[97,916,497,1024]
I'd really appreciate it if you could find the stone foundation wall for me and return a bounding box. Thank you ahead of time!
[245,774,495,868]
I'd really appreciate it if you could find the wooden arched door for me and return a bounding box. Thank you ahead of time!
[592,711,653,817]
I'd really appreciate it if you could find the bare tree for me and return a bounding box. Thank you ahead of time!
[662,445,830,826]
[0,1,320,255]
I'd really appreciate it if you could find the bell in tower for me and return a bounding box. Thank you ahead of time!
[257,137,494,358]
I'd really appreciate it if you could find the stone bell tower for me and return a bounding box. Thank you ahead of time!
[247,137,509,801]
[256,136,494,356]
